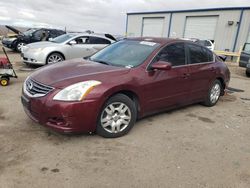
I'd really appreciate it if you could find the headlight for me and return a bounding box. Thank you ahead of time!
[6,37,17,42]
[53,80,101,101]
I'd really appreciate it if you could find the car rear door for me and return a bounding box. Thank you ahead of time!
[186,43,216,102]
[143,42,191,114]
[88,36,111,51]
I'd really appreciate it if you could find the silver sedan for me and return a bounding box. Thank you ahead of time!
[21,33,116,65]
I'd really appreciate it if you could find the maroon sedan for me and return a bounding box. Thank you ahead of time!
[21,38,230,138]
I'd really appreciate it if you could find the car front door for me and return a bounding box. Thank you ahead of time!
[66,36,96,59]
[186,43,216,102]
[31,29,43,42]
[143,42,191,114]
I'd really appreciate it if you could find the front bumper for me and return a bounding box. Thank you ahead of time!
[2,40,15,49]
[22,50,46,65]
[21,89,101,134]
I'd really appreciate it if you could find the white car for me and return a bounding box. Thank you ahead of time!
[21,33,116,65]
[194,39,215,51]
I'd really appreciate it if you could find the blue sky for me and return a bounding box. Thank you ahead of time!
[0,0,250,35]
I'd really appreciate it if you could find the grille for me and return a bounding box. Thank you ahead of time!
[25,79,54,97]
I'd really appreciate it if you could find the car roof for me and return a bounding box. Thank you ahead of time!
[68,32,116,41]
[126,37,186,45]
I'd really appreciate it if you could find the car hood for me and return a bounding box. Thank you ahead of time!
[5,25,22,35]
[30,59,130,88]
[27,41,61,49]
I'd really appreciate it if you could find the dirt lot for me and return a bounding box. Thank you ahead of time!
[0,48,250,188]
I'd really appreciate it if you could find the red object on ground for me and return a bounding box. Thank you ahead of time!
[0,57,10,68]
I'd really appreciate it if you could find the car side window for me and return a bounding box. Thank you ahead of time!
[49,30,58,38]
[154,43,186,66]
[88,37,111,44]
[32,30,43,40]
[188,44,212,64]
[74,36,89,44]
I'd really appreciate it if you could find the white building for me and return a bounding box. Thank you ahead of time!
[126,7,250,52]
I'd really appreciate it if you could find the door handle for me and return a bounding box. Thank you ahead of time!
[182,73,190,79]
[210,67,216,72]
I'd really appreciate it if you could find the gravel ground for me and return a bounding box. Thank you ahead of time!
[0,48,250,188]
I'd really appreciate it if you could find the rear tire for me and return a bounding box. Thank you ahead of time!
[96,94,137,138]
[203,79,222,107]
[246,70,250,77]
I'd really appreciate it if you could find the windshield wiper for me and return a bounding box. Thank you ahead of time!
[92,59,110,65]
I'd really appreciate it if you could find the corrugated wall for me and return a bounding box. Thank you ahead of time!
[170,10,240,51]
[236,9,250,51]
[127,9,250,52]
[127,13,171,37]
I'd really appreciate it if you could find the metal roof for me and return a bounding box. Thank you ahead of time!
[127,6,250,15]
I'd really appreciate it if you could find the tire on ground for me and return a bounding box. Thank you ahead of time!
[96,93,137,138]
[203,79,222,107]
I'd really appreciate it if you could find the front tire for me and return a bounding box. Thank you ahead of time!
[16,42,26,52]
[46,53,64,64]
[97,94,137,138]
[203,79,222,107]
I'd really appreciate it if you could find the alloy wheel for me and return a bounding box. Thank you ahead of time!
[100,102,131,133]
[47,54,63,64]
[17,42,25,52]
[210,83,221,104]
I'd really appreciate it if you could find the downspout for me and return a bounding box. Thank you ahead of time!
[233,9,244,52]
[167,12,173,37]
[125,14,128,37]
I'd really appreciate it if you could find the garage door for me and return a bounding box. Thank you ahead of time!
[142,17,164,37]
[184,16,218,40]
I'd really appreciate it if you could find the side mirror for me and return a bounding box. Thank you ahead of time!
[68,40,77,45]
[151,61,172,71]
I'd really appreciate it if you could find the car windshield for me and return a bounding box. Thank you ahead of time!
[51,33,76,43]
[90,40,160,68]
[23,29,37,36]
